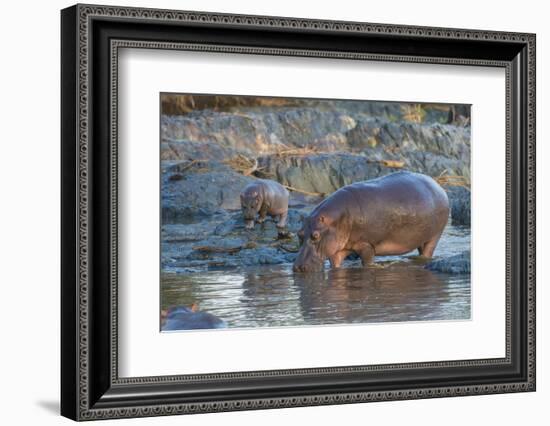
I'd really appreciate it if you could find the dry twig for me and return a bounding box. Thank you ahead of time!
[434,170,470,189]
[282,184,325,197]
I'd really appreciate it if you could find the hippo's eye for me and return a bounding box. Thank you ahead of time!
[311,231,320,241]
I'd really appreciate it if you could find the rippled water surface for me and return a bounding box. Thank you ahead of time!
[161,224,470,329]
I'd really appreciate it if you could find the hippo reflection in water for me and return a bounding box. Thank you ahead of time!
[293,171,450,272]
[292,265,458,324]
[161,305,227,331]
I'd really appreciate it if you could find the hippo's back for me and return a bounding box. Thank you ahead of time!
[243,179,288,198]
[339,172,449,245]
[348,171,448,211]
[258,178,289,198]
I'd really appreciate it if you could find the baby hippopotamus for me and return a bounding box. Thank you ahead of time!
[161,305,227,331]
[240,179,289,229]
[293,171,449,272]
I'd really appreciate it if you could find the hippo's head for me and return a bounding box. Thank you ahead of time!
[293,213,343,272]
[240,190,262,228]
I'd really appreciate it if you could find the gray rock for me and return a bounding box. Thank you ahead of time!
[240,247,288,265]
[160,106,470,180]
[345,118,470,178]
[161,161,255,222]
[445,186,471,226]
[257,152,389,194]
[425,250,471,274]
[161,108,357,160]
[161,140,235,162]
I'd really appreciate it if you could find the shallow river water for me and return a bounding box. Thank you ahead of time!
[161,224,470,330]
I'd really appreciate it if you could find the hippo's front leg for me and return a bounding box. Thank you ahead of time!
[329,250,352,268]
[354,242,375,266]
[276,211,288,228]
[257,205,268,224]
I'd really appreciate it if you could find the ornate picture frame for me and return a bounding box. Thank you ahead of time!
[61,4,535,420]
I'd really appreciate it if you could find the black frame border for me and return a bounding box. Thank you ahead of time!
[61,4,536,421]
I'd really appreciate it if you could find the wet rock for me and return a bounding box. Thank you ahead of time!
[240,247,289,265]
[425,250,470,274]
[193,236,248,250]
[444,186,471,226]
[285,209,310,232]
[161,208,306,272]
[212,205,310,237]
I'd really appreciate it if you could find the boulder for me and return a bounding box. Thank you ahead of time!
[425,250,471,274]
[444,186,471,226]
[257,152,390,194]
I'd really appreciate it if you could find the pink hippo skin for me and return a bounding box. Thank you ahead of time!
[240,179,289,229]
[293,171,450,272]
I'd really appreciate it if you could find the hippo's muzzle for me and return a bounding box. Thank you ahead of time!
[293,244,325,272]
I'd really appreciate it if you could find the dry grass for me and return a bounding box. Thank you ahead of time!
[402,104,426,123]
[273,146,318,157]
[224,154,264,176]
[282,184,326,197]
[379,159,405,168]
[435,170,470,189]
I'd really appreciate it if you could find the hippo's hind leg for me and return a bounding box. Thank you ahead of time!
[354,242,376,267]
[418,233,443,258]
[276,211,288,228]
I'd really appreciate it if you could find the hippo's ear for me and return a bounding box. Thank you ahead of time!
[319,215,325,223]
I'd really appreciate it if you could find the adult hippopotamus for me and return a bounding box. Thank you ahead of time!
[293,171,449,272]
[240,179,289,229]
